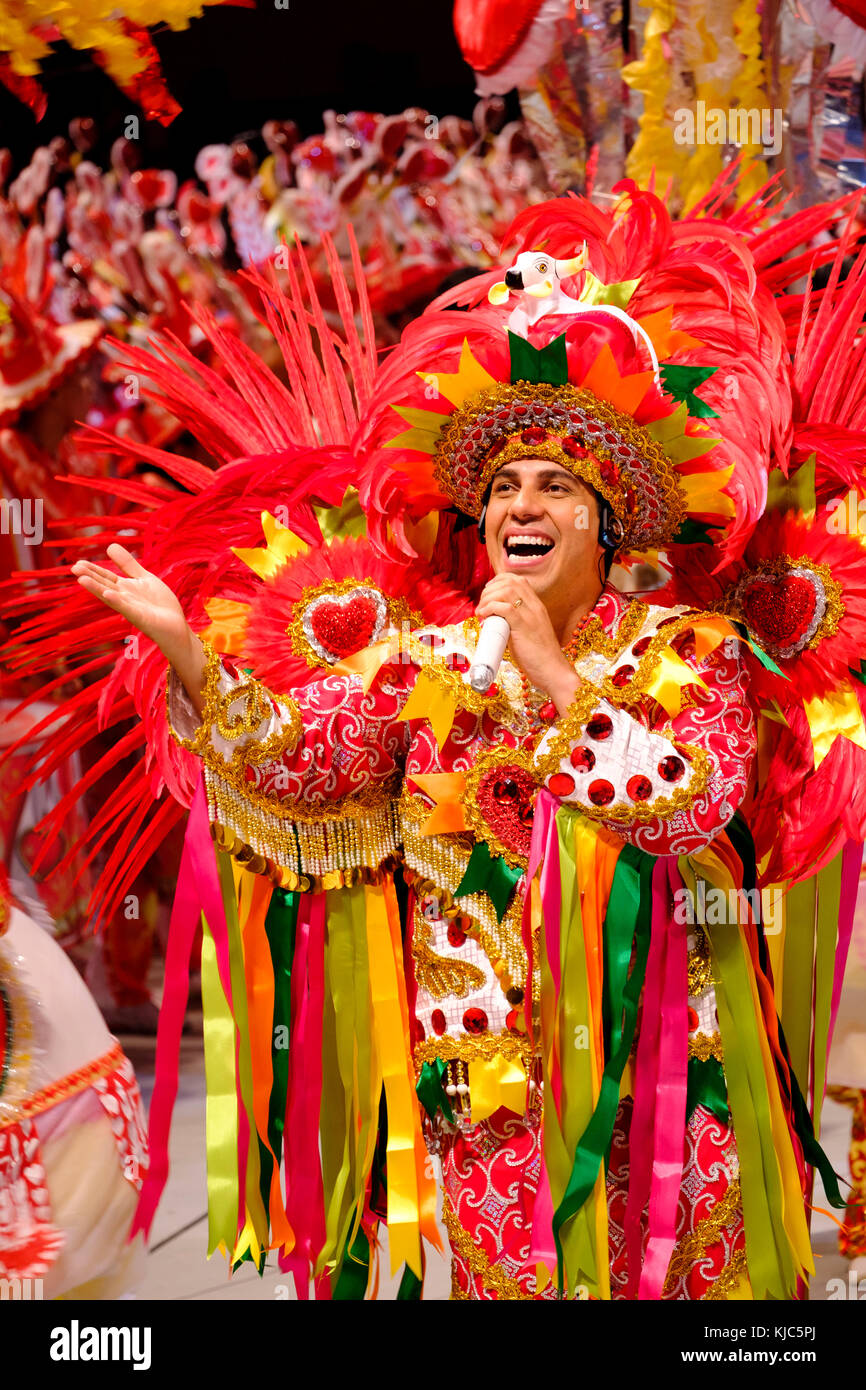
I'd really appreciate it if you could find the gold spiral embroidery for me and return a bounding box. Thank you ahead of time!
[411,910,485,1000]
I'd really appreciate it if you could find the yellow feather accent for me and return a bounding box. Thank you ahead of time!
[418,339,497,409]
[804,683,866,769]
[231,510,309,580]
[386,404,450,454]
[765,455,816,520]
[578,270,641,309]
[678,466,735,515]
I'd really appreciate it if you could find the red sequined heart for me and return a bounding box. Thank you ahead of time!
[308,595,380,659]
[739,574,816,652]
[476,764,537,859]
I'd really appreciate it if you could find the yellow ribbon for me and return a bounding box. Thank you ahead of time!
[645,647,706,716]
[397,668,459,750]
[334,639,397,693]
[199,909,239,1259]
[470,1055,527,1123]
[364,881,424,1277]
[804,681,866,768]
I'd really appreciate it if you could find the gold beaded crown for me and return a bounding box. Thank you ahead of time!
[384,325,736,556]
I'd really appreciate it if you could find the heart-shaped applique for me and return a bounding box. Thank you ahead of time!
[739,572,818,655]
[476,763,537,859]
[304,588,386,662]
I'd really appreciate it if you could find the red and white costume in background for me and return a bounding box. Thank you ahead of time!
[168,581,756,1298]
[0,884,147,1296]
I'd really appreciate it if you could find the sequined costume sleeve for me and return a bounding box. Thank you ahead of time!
[533,619,755,856]
[166,639,414,884]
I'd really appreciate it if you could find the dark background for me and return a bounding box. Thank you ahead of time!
[0,0,481,176]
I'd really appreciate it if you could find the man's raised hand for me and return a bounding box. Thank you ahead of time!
[72,544,206,710]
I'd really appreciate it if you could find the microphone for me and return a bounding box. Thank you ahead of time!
[469,615,511,692]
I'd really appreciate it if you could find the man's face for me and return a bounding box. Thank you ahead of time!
[484,457,604,602]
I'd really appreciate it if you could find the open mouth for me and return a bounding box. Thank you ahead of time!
[503,534,556,565]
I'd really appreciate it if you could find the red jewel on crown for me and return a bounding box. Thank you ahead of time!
[520,425,547,445]
[562,436,589,460]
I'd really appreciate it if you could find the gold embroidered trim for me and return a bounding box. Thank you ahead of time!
[404,628,516,725]
[461,743,538,870]
[701,1246,750,1301]
[442,1194,535,1300]
[688,1031,724,1063]
[414,1033,533,1075]
[664,1179,741,1290]
[167,639,303,775]
[286,576,420,669]
[688,924,714,996]
[412,906,486,1000]
[560,600,647,667]
[2,1042,125,1126]
[405,867,535,1010]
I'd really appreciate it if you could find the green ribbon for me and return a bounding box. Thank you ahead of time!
[659,362,719,418]
[454,839,523,922]
[263,888,297,1206]
[415,1058,455,1123]
[703,883,798,1299]
[552,842,655,1295]
[730,621,790,680]
[396,1264,424,1299]
[332,1227,370,1300]
[686,1056,728,1121]
[726,813,846,1209]
[849,660,866,687]
[508,330,568,385]
[672,518,716,545]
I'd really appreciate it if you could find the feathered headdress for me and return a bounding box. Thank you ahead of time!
[359,181,793,569]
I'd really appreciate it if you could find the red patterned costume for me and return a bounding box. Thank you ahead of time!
[8,182,866,1298]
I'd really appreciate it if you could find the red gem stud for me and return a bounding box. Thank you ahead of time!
[538,700,557,721]
[462,1007,488,1035]
[570,746,596,771]
[586,712,613,740]
[611,664,635,688]
[447,919,467,948]
[632,636,651,657]
[626,775,653,802]
[587,779,615,806]
[549,772,576,798]
[431,1009,447,1036]
[658,756,685,783]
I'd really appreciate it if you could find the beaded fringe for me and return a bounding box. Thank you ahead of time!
[204,766,401,888]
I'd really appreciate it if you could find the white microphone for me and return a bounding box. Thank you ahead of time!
[469,615,511,692]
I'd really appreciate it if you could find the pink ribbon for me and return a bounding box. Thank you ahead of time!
[526,789,563,1276]
[280,891,329,1299]
[828,838,861,1060]
[623,856,688,1299]
[130,777,211,1239]
[637,857,688,1298]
